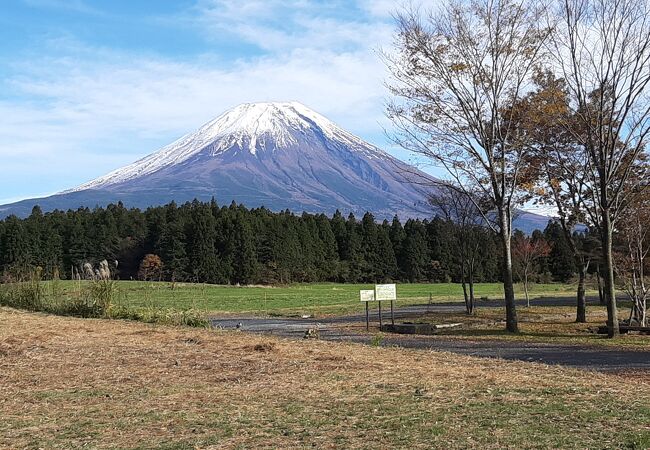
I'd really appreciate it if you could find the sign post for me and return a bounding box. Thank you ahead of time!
[375,284,397,329]
[359,289,375,331]
[361,285,397,331]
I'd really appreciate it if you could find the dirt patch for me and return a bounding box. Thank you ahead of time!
[248,342,276,352]
[180,336,203,345]
[0,337,27,357]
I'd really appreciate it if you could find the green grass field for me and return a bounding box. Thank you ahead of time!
[54,280,594,316]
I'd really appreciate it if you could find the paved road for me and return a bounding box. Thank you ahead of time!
[210,297,650,372]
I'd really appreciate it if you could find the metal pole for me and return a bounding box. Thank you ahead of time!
[365,301,369,331]
[391,300,395,326]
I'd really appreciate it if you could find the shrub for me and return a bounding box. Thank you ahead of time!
[83,278,116,316]
[370,333,384,347]
[0,269,46,312]
[138,254,163,281]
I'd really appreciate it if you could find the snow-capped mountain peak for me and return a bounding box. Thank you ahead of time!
[0,100,550,232]
[203,101,332,147]
[66,101,383,193]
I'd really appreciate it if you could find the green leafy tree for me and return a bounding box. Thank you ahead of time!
[232,213,258,285]
[543,221,576,282]
[376,222,398,282]
[158,205,188,282]
[186,202,219,283]
[403,220,429,282]
[1,215,29,272]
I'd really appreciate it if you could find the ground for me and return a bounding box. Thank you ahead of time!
[2,307,650,449]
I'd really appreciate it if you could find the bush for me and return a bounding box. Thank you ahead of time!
[0,270,46,312]
[54,279,116,318]
[83,279,116,317]
[138,254,163,281]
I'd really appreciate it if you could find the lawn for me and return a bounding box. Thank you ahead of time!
[53,280,594,316]
[1,307,648,449]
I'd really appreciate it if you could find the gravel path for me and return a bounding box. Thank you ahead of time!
[210,297,650,372]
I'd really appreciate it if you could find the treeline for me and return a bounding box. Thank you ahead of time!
[0,200,582,285]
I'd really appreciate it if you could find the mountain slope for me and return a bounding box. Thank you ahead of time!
[2,102,432,218]
[0,101,549,231]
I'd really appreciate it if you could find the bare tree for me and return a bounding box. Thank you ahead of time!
[429,184,484,314]
[512,233,552,307]
[551,0,650,336]
[614,184,650,327]
[518,71,592,321]
[386,0,551,332]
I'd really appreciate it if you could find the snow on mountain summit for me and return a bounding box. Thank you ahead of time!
[66,101,384,193]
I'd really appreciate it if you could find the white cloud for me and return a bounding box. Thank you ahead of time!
[6,46,389,137]
[192,0,395,52]
[358,0,402,18]
[1,1,401,202]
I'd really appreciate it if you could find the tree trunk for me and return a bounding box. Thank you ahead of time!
[468,263,475,315]
[576,263,587,323]
[499,208,518,333]
[461,260,470,314]
[558,217,588,323]
[602,213,619,338]
[461,279,470,314]
[596,265,605,305]
[524,271,530,308]
[641,275,648,327]
[636,244,647,327]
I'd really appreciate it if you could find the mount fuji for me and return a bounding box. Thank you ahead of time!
[0,101,548,231]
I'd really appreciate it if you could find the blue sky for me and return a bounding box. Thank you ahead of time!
[1,0,431,204]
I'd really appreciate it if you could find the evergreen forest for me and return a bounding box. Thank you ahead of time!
[0,199,586,285]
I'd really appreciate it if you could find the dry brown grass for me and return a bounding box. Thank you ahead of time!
[1,307,649,449]
[380,305,650,349]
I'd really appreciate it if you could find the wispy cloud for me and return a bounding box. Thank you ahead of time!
[192,0,394,52]
[358,0,401,18]
[1,0,406,203]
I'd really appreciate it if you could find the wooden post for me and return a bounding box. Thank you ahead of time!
[379,301,383,329]
[390,300,395,326]
[365,302,369,331]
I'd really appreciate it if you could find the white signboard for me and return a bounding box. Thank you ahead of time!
[360,290,376,302]
[375,284,397,301]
